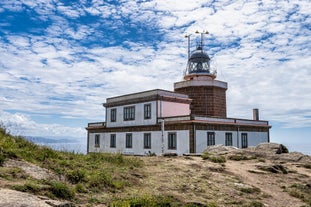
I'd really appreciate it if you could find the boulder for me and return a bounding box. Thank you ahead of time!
[0,189,73,207]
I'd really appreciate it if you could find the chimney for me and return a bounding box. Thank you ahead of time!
[253,108,259,121]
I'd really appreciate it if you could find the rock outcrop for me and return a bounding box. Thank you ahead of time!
[0,189,72,207]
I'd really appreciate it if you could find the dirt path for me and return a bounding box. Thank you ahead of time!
[225,160,306,207]
[122,156,310,207]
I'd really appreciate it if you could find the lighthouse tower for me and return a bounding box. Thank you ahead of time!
[174,31,228,118]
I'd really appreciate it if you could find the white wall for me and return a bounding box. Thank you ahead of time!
[89,129,268,155]
[195,130,269,153]
[88,130,189,155]
[106,101,157,127]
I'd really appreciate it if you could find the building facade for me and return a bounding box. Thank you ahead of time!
[86,41,271,155]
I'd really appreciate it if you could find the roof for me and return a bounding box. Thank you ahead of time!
[103,89,192,107]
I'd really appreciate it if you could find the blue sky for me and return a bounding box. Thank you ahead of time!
[0,0,310,146]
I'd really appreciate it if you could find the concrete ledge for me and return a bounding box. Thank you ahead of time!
[174,79,228,89]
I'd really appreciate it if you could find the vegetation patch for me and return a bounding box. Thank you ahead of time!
[66,169,87,184]
[110,195,180,207]
[247,170,265,174]
[276,144,289,154]
[256,164,288,174]
[239,186,261,194]
[12,180,43,194]
[0,167,28,180]
[302,164,311,169]
[49,181,75,200]
[0,126,143,201]
[202,152,226,163]
[243,201,264,207]
[228,154,256,161]
[0,149,5,166]
[286,183,311,205]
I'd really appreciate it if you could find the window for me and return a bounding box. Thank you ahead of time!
[124,106,135,121]
[126,133,132,148]
[110,108,117,122]
[110,134,116,148]
[144,104,151,119]
[144,133,151,149]
[225,133,233,146]
[168,132,177,150]
[95,134,100,147]
[241,133,248,148]
[207,132,215,146]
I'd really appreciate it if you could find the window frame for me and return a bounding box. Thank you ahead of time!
[110,108,117,122]
[225,132,233,146]
[95,134,100,148]
[168,132,177,150]
[144,103,152,119]
[207,132,215,146]
[124,106,135,121]
[110,134,116,148]
[144,133,151,149]
[125,133,132,148]
[241,133,248,148]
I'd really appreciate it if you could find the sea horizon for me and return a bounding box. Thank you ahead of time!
[34,140,311,156]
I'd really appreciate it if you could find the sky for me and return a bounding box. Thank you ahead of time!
[0,0,310,148]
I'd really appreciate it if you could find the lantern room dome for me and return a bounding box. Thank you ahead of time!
[184,46,216,80]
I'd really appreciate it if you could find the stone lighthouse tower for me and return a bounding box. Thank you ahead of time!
[174,31,228,118]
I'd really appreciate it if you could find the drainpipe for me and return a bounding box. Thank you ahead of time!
[237,126,240,148]
[161,119,165,154]
[87,131,90,154]
[160,96,165,154]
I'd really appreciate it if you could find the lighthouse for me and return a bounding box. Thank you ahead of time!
[86,30,271,155]
[174,31,227,118]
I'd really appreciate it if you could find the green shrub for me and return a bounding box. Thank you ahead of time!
[67,169,87,184]
[110,195,176,207]
[239,186,261,194]
[0,152,5,166]
[75,183,88,193]
[228,154,256,161]
[205,201,218,207]
[256,164,288,174]
[202,153,226,163]
[50,181,75,200]
[35,146,58,161]
[210,155,226,163]
[276,144,289,154]
[287,183,311,205]
[302,164,311,169]
[245,201,264,207]
[12,181,41,193]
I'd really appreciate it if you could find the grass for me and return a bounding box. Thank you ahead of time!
[286,183,311,205]
[239,186,261,194]
[256,164,288,174]
[302,164,311,169]
[110,195,178,207]
[228,154,257,161]
[0,126,143,202]
[202,152,226,163]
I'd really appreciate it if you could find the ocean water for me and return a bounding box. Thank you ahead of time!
[281,142,311,156]
[38,142,87,154]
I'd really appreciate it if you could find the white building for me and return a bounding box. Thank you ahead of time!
[86,38,271,155]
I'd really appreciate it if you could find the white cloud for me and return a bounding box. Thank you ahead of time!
[0,111,85,137]
[0,0,310,138]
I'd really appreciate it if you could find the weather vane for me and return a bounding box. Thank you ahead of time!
[185,30,209,59]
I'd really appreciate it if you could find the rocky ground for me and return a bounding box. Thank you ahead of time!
[0,143,310,207]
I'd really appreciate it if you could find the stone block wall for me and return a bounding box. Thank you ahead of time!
[174,86,227,118]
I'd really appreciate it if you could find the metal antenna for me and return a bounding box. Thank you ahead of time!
[195,30,209,51]
[184,34,192,60]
